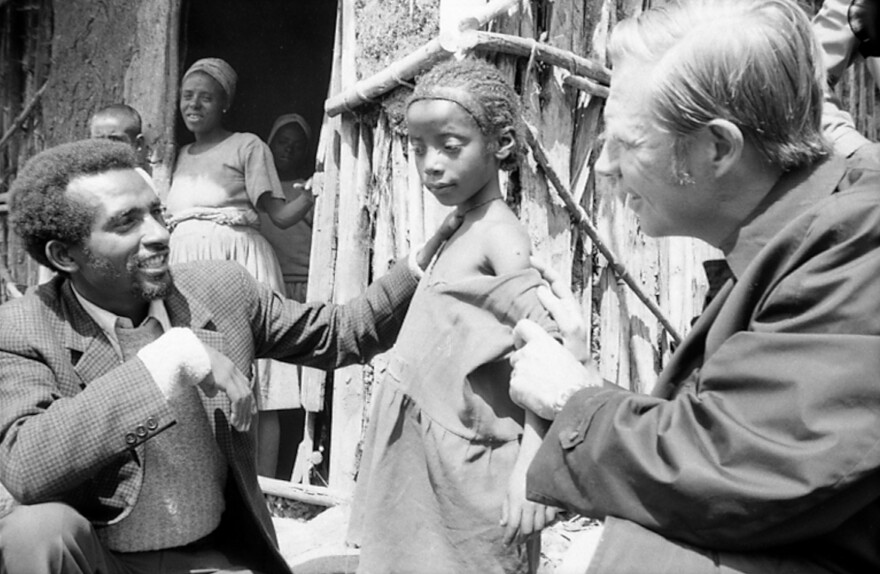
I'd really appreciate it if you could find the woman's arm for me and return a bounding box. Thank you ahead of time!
[257,183,315,229]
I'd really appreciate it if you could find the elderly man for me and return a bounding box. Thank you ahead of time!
[0,139,456,573]
[510,0,880,572]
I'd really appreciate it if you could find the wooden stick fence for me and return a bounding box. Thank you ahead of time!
[524,123,684,345]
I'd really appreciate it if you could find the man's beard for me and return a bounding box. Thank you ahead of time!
[85,248,173,301]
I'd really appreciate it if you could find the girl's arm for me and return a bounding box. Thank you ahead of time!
[501,410,557,545]
[484,219,531,275]
[257,182,315,229]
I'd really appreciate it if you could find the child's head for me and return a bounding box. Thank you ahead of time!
[268,114,312,179]
[89,104,147,167]
[407,58,523,172]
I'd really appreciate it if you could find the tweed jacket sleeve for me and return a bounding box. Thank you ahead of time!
[171,258,421,372]
[526,150,880,556]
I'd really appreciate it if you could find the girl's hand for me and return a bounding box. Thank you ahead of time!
[294,178,316,203]
[500,462,558,546]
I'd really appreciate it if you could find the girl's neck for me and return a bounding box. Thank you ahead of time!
[459,195,503,219]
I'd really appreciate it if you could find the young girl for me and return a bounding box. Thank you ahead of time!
[165,58,312,477]
[348,57,558,574]
[257,113,316,478]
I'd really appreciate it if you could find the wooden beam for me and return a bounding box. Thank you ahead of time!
[473,31,610,84]
[324,38,450,117]
[324,32,610,118]
[258,476,349,507]
[0,80,48,155]
[524,123,683,346]
[562,73,610,99]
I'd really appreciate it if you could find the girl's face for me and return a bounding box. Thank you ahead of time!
[406,99,504,210]
[270,124,308,177]
[179,72,227,137]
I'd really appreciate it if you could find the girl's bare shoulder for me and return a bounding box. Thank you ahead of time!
[480,212,531,275]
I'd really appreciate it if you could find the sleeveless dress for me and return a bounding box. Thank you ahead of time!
[166,132,301,410]
[348,265,558,574]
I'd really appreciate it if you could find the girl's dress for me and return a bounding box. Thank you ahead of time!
[348,263,558,574]
[166,132,301,410]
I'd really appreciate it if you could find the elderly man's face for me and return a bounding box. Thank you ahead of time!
[65,169,172,318]
[596,61,721,242]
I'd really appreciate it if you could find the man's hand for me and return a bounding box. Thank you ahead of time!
[510,320,601,420]
[531,257,590,364]
[415,210,463,270]
[199,345,256,433]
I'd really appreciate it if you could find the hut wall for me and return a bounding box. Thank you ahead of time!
[0,0,179,294]
[0,0,52,295]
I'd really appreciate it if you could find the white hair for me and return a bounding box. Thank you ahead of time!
[609,0,830,171]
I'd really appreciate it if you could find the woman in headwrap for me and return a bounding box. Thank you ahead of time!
[166,57,312,478]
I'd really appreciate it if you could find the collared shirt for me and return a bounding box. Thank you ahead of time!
[71,286,171,361]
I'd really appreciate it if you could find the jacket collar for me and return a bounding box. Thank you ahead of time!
[60,273,224,385]
[721,153,847,279]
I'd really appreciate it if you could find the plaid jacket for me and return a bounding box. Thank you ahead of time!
[0,259,417,570]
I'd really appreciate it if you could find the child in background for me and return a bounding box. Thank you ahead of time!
[258,113,316,478]
[89,103,151,175]
[259,114,315,303]
[348,58,558,574]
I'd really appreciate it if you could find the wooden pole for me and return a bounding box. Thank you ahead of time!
[324,38,451,117]
[562,73,610,99]
[524,124,684,346]
[0,80,48,155]
[324,32,610,118]
[473,31,610,84]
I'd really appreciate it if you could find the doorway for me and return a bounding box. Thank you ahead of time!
[177,0,338,482]
[177,0,337,152]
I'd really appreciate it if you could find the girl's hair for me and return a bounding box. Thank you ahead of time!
[408,57,524,171]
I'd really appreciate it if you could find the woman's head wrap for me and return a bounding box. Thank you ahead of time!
[183,58,238,107]
[268,113,312,145]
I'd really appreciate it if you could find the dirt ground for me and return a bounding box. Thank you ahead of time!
[271,501,601,573]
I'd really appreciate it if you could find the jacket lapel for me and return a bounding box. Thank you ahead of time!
[651,278,734,399]
[164,284,234,443]
[58,282,120,393]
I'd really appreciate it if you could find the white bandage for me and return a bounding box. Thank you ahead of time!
[137,328,212,399]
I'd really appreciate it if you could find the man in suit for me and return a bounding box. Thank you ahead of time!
[0,139,456,573]
[509,0,880,572]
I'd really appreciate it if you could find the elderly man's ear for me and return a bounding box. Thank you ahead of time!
[705,119,744,178]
